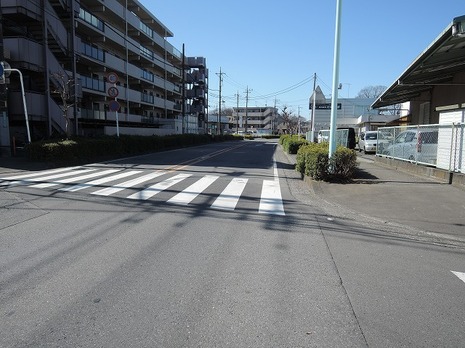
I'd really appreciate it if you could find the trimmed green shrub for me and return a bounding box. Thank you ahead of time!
[280,134,308,154]
[329,146,358,179]
[296,143,357,181]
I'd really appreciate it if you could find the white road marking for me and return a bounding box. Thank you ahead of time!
[0,166,80,181]
[30,169,120,189]
[2,164,286,215]
[60,170,142,192]
[91,171,167,196]
[273,156,279,181]
[168,175,219,205]
[211,178,248,211]
[259,179,285,216]
[4,168,96,187]
[127,173,191,200]
[451,271,465,284]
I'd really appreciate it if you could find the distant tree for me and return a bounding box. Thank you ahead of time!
[280,106,295,134]
[221,107,234,116]
[357,85,404,116]
[210,106,233,116]
[356,85,387,99]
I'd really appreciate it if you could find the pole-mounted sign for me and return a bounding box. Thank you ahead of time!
[107,72,118,84]
[107,72,120,137]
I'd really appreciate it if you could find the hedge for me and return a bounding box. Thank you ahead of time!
[25,134,241,163]
[279,134,308,154]
[295,142,357,181]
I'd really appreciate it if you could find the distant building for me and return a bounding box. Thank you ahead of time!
[309,86,378,133]
[207,114,230,134]
[307,85,401,139]
[0,0,207,152]
[230,107,278,133]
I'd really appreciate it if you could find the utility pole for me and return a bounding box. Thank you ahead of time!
[298,106,302,135]
[273,97,278,134]
[216,67,224,135]
[311,72,317,142]
[235,91,239,134]
[244,86,252,133]
[181,44,186,134]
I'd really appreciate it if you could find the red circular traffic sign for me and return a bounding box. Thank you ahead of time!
[108,86,119,98]
[107,72,119,84]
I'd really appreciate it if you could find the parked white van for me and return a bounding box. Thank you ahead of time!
[358,131,378,153]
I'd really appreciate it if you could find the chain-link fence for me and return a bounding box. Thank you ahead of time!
[376,123,465,172]
[315,128,355,149]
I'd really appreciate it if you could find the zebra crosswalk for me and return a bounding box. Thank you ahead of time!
[0,166,286,216]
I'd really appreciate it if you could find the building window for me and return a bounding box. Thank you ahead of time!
[141,69,154,82]
[142,92,154,104]
[81,75,105,92]
[139,22,153,38]
[140,45,154,60]
[80,41,105,62]
[79,8,104,31]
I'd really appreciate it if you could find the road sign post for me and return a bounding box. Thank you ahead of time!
[107,72,120,137]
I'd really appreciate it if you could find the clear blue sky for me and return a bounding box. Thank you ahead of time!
[141,1,464,117]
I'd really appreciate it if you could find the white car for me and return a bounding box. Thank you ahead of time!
[358,131,378,154]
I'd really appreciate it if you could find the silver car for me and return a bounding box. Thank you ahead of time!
[385,129,438,165]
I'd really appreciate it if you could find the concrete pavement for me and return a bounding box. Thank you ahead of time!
[306,155,465,246]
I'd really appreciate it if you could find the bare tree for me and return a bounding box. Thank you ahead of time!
[356,85,387,99]
[356,85,405,116]
[280,106,294,134]
[51,72,75,138]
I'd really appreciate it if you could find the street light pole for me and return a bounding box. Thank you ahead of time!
[5,68,31,143]
[329,0,343,159]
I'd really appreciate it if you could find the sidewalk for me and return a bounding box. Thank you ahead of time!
[308,155,465,245]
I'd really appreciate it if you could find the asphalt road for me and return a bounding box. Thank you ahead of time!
[1,139,464,347]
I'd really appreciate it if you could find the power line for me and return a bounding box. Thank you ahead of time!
[249,75,314,100]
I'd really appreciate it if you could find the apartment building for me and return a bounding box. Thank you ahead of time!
[230,107,278,134]
[0,0,207,148]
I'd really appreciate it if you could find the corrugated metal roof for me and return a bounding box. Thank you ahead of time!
[372,15,465,109]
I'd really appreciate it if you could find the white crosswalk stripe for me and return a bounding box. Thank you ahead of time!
[60,170,142,192]
[168,175,219,205]
[259,180,285,216]
[211,178,248,211]
[127,173,192,200]
[30,169,120,189]
[0,166,80,181]
[91,171,167,196]
[3,168,96,187]
[0,167,286,215]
